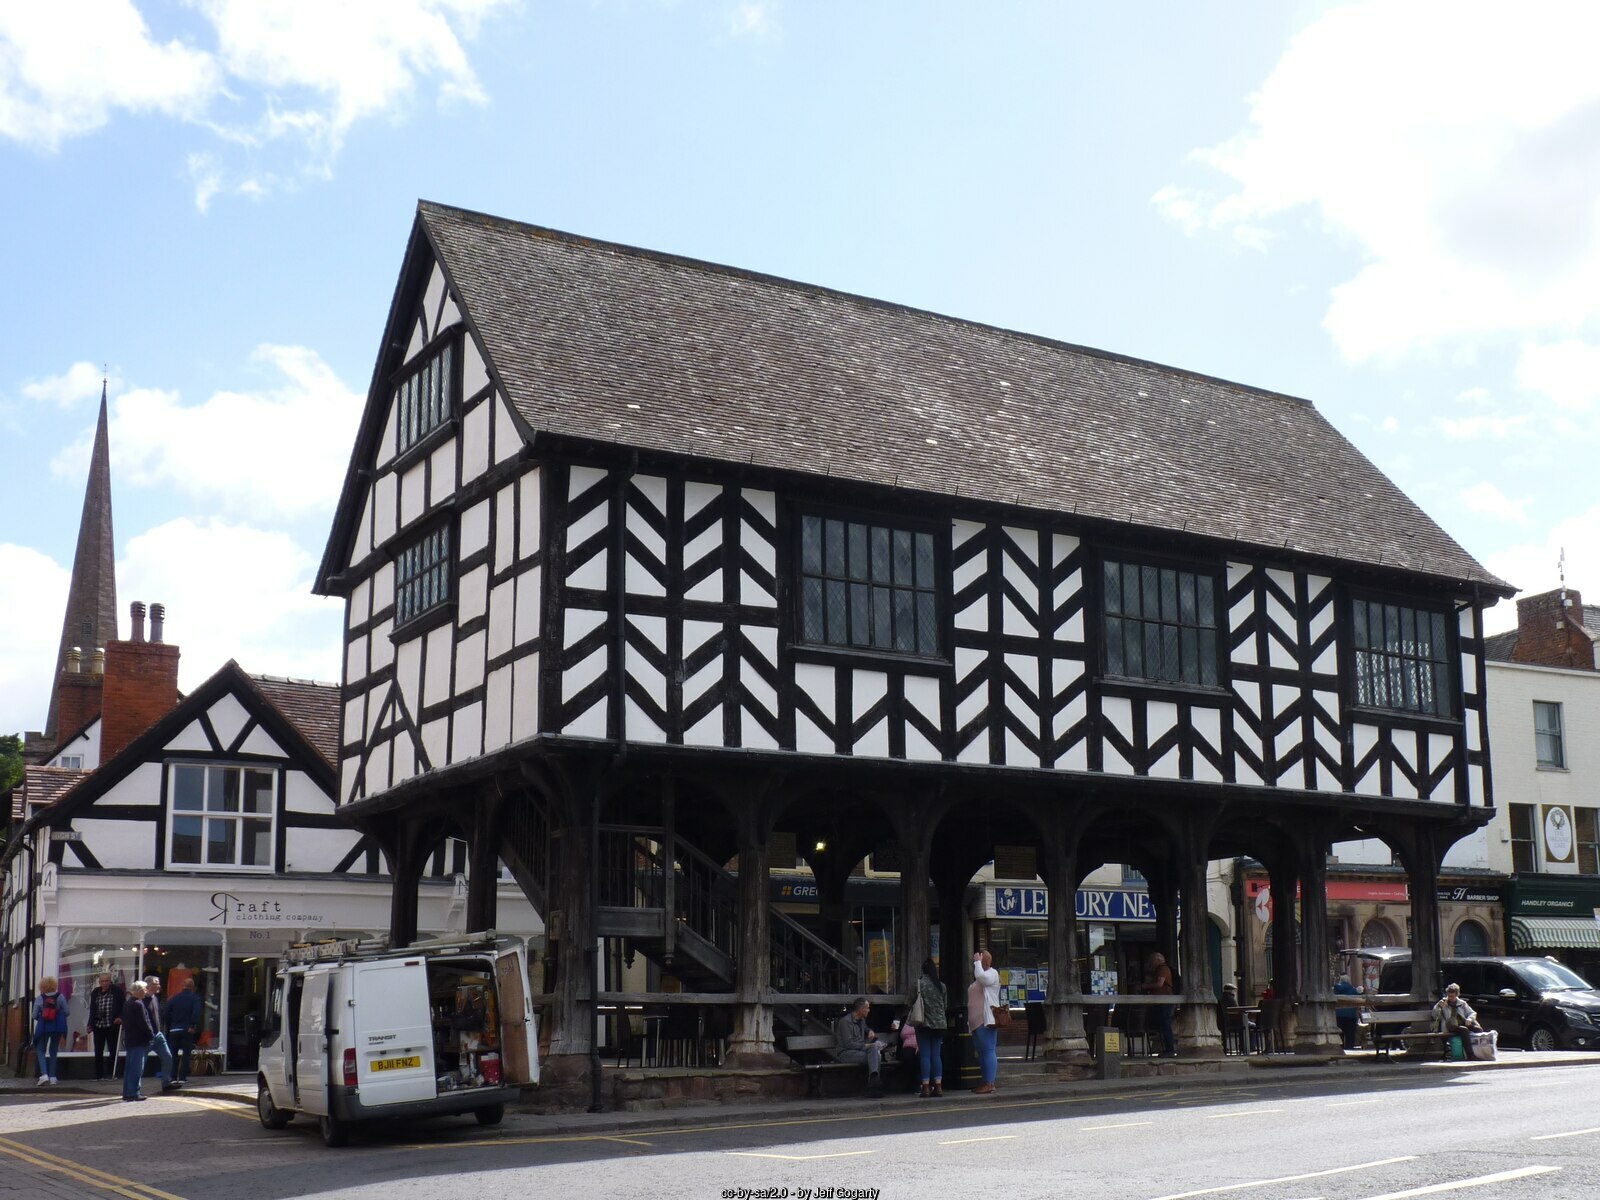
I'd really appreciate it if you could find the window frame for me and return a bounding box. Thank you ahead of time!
[1533,700,1565,770]
[1346,592,1457,720]
[393,333,461,460]
[392,518,456,636]
[1509,802,1538,874]
[1576,807,1598,875]
[164,762,279,872]
[1097,552,1225,692]
[793,509,946,662]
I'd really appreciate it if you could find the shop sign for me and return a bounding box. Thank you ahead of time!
[776,881,819,901]
[1509,877,1600,916]
[989,886,1155,922]
[1247,878,1502,906]
[1542,806,1575,864]
[209,890,331,927]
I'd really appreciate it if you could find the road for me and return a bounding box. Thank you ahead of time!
[1,1066,1597,1200]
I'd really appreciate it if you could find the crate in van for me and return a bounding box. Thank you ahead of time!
[256,932,537,1146]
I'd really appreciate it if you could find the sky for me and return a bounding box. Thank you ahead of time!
[1,0,1596,738]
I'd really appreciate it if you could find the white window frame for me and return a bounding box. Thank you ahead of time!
[1534,701,1565,770]
[165,762,279,872]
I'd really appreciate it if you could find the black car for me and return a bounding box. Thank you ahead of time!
[1343,949,1600,1051]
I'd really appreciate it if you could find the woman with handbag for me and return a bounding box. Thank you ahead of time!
[911,958,947,1097]
[970,950,1002,1095]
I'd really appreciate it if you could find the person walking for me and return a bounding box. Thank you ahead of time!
[969,950,1001,1095]
[32,976,69,1085]
[141,976,180,1091]
[164,978,203,1083]
[87,972,125,1080]
[121,981,156,1101]
[914,957,948,1097]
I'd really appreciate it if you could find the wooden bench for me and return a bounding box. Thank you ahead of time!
[1361,1009,1452,1059]
[785,1035,853,1096]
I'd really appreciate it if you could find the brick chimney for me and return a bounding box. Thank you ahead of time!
[1511,587,1597,671]
[100,600,181,761]
[53,645,105,739]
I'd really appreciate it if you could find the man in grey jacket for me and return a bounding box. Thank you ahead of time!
[834,997,883,1095]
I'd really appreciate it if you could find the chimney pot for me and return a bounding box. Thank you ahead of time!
[90,648,105,675]
[66,647,81,674]
[130,601,146,643]
[150,603,165,644]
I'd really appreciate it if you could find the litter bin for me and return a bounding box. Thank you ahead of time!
[951,1019,978,1091]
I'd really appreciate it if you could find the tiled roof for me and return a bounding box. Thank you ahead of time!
[15,765,90,820]
[250,675,341,768]
[418,201,1508,592]
[1483,630,1519,662]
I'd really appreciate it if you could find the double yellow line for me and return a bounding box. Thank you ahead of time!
[0,1135,186,1200]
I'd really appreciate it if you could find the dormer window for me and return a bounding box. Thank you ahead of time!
[396,339,457,453]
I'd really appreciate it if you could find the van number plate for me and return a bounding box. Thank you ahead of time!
[370,1055,422,1072]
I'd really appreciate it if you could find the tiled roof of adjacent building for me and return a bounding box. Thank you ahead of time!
[415,201,1508,592]
[14,765,91,821]
[250,675,342,768]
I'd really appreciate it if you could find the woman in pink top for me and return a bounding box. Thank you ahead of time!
[969,951,1001,1094]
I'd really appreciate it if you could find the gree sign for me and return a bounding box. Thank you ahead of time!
[990,886,1156,922]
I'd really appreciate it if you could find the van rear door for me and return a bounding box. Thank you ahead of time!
[294,969,333,1116]
[494,943,540,1085]
[350,958,436,1107]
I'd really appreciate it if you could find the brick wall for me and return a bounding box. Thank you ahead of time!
[100,640,181,761]
[1512,588,1597,671]
[54,673,103,741]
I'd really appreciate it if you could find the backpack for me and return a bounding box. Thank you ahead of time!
[40,994,58,1024]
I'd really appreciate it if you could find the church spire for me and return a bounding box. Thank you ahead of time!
[44,379,118,738]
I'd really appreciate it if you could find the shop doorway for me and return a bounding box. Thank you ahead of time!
[228,957,272,1071]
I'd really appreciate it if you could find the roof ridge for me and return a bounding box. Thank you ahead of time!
[416,199,1317,411]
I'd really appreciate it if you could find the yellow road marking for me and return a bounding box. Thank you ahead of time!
[938,1134,1016,1145]
[728,1150,876,1161]
[1530,1126,1600,1141]
[0,1136,186,1200]
[1148,1156,1418,1200]
[1084,1121,1153,1130]
[166,1095,258,1122]
[599,1136,655,1146]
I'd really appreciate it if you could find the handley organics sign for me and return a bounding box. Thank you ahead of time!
[209,891,330,927]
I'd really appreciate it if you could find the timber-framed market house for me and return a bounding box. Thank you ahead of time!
[315,201,1512,1098]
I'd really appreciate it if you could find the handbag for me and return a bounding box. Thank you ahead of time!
[991,1003,1012,1027]
[907,991,926,1027]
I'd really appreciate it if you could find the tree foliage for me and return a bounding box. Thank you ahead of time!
[0,733,23,795]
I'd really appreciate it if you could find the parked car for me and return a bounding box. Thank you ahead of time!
[1341,948,1600,1051]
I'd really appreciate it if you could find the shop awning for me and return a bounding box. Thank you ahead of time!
[1510,916,1600,951]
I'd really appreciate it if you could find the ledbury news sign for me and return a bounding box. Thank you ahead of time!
[209,891,331,927]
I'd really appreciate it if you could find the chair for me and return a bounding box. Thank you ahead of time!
[614,1012,644,1068]
[1113,1005,1149,1056]
[1023,1002,1046,1060]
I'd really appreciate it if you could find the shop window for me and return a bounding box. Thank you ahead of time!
[53,929,140,1056]
[1452,920,1490,957]
[1577,808,1599,875]
[798,515,939,657]
[167,764,277,870]
[141,932,223,1055]
[1102,559,1219,686]
[1350,598,1452,717]
[1510,803,1538,873]
[1534,701,1565,769]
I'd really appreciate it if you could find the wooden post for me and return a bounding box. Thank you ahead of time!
[384,821,423,947]
[1175,821,1221,1059]
[465,786,503,933]
[728,801,783,1066]
[1294,828,1340,1053]
[1041,826,1089,1063]
[1406,827,1444,1006]
[548,796,595,1059]
[895,816,932,999]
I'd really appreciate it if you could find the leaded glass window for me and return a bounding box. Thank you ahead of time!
[799,516,939,656]
[396,340,456,453]
[395,524,453,629]
[1102,560,1218,686]
[1350,599,1452,716]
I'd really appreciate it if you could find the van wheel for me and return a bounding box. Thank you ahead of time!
[256,1079,291,1130]
[1527,1025,1559,1053]
[319,1114,349,1148]
[474,1104,505,1127]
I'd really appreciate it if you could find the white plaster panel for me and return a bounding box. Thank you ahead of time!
[1000,595,1036,639]
[795,664,835,724]
[1054,691,1087,740]
[1266,567,1296,598]
[488,581,514,660]
[1459,607,1476,636]
[421,718,449,771]
[462,334,489,398]
[853,716,889,759]
[1148,743,1180,780]
[795,709,832,756]
[518,469,541,560]
[101,762,163,805]
[284,826,360,873]
[423,624,454,708]
[460,499,491,558]
[514,567,541,646]
[396,638,423,721]
[437,292,462,333]
[375,403,398,471]
[207,693,250,751]
[563,644,606,700]
[1352,724,1383,796]
[627,549,668,598]
[429,438,457,507]
[852,670,888,724]
[626,696,669,744]
[374,475,398,546]
[456,630,486,694]
[740,567,775,608]
[905,721,940,762]
[462,400,490,483]
[1004,730,1038,769]
[284,771,331,815]
[348,579,371,632]
[745,625,778,671]
[495,484,516,574]
[627,616,668,702]
[742,710,779,752]
[341,757,360,804]
[365,741,390,794]
[458,563,488,625]
[405,319,423,361]
[904,675,940,727]
[1005,653,1039,696]
[369,619,394,673]
[494,393,520,463]
[1059,740,1089,772]
[166,719,212,754]
[372,561,395,614]
[452,701,484,761]
[564,606,608,647]
[684,707,722,747]
[511,652,539,742]
[1192,747,1224,785]
[743,661,778,720]
[343,695,364,752]
[683,619,720,660]
[955,594,988,633]
[744,489,776,525]
[78,818,157,869]
[1063,608,1084,643]
[1102,696,1133,745]
[392,734,415,786]
[353,493,374,565]
[238,725,284,759]
[422,263,445,335]
[484,666,513,752]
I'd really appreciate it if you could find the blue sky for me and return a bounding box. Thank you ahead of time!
[2,0,1596,736]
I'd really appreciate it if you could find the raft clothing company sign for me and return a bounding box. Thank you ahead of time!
[209,891,331,927]
[990,886,1156,922]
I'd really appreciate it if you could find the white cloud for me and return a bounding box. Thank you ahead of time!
[21,361,114,408]
[0,1,509,208]
[0,2,219,150]
[1434,412,1531,441]
[0,544,70,735]
[1515,339,1600,411]
[727,1,780,39]
[51,344,363,520]
[1155,1,1600,362]
[118,517,343,691]
[1481,505,1600,630]
[1458,481,1530,526]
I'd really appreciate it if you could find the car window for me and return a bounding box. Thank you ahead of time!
[1512,960,1591,993]
[1481,964,1518,995]
[1379,961,1411,993]
[1445,962,1483,995]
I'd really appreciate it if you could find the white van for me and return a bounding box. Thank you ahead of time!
[256,933,538,1146]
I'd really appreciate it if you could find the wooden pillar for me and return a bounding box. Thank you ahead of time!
[1406,827,1444,1005]
[894,816,933,999]
[384,820,426,947]
[548,794,595,1060]
[465,787,503,933]
[1175,822,1220,1058]
[1293,829,1340,1053]
[1041,827,1089,1063]
[728,802,784,1066]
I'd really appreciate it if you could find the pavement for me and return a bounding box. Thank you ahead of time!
[7,1045,1595,1137]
